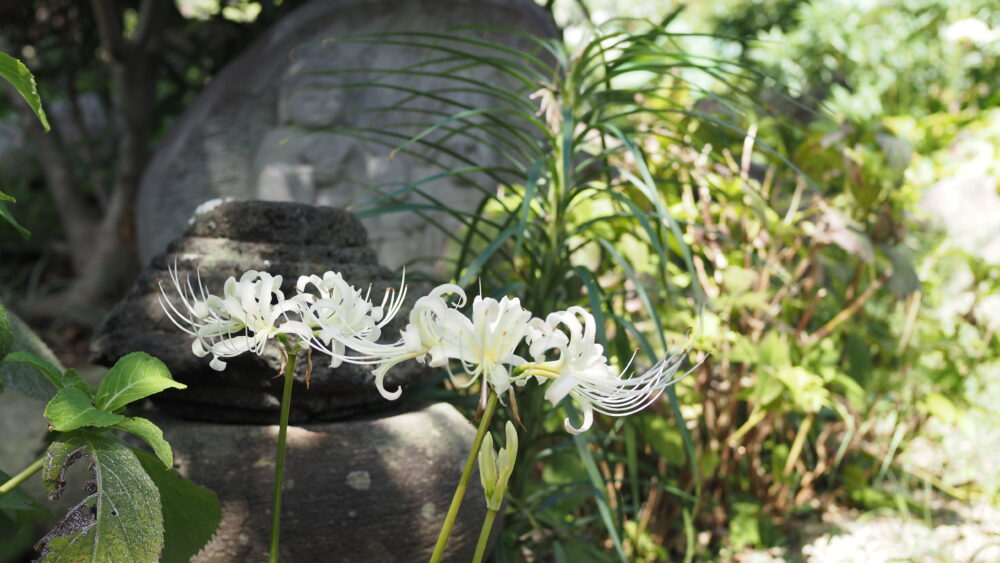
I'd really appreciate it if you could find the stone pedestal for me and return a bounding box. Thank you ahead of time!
[158,402,485,562]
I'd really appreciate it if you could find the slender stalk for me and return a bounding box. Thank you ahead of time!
[472,509,499,563]
[0,455,45,496]
[269,350,298,563]
[430,390,499,563]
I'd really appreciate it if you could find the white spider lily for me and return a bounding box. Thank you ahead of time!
[326,284,468,400]
[159,266,311,370]
[478,421,518,511]
[296,271,407,367]
[442,295,533,395]
[524,306,694,433]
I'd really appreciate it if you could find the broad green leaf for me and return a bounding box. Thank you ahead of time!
[0,310,62,400]
[134,449,221,563]
[0,469,51,524]
[114,417,173,468]
[0,300,11,359]
[95,352,186,413]
[0,52,49,131]
[44,387,124,432]
[37,432,163,562]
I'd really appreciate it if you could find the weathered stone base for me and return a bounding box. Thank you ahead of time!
[157,402,490,562]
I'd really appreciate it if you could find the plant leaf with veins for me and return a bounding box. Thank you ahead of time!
[36,432,163,562]
[95,352,185,412]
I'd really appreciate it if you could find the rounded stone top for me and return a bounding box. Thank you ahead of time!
[185,199,368,246]
[92,200,430,423]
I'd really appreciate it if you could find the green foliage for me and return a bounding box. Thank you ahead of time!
[0,191,30,239]
[307,9,999,556]
[134,449,222,563]
[0,469,51,524]
[0,51,50,131]
[0,338,210,561]
[116,418,175,468]
[44,387,126,431]
[0,307,62,400]
[0,51,48,240]
[95,352,185,413]
[36,432,162,562]
[714,0,1000,119]
[303,20,819,559]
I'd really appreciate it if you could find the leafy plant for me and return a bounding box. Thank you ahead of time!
[0,50,48,239]
[0,300,220,562]
[291,20,801,559]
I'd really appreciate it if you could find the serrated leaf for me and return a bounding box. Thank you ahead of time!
[36,433,163,562]
[134,449,221,563]
[0,52,50,131]
[0,310,62,400]
[44,387,124,431]
[95,352,185,413]
[114,417,172,468]
[0,469,52,524]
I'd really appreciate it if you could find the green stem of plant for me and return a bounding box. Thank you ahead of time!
[472,508,499,563]
[429,390,499,563]
[269,349,297,563]
[783,412,815,476]
[0,455,45,496]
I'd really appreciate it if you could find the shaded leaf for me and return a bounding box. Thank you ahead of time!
[882,244,921,297]
[134,449,221,563]
[0,196,30,239]
[0,469,51,524]
[6,351,63,390]
[36,433,163,562]
[114,417,173,468]
[95,352,185,413]
[0,310,62,400]
[0,52,49,130]
[44,387,124,432]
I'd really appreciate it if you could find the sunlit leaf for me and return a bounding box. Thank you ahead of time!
[114,417,173,468]
[95,352,186,413]
[44,387,124,432]
[0,52,49,131]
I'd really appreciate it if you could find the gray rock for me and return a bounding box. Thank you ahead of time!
[92,200,431,423]
[136,0,556,273]
[156,402,490,562]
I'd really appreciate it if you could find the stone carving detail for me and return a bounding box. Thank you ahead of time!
[93,200,428,423]
[136,0,556,272]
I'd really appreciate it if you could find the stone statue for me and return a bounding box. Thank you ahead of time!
[136,0,556,274]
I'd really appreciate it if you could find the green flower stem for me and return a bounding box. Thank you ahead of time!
[0,455,45,496]
[472,508,499,563]
[430,390,499,563]
[269,349,297,563]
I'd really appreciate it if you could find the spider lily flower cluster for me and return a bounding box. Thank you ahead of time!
[159,266,693,433]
